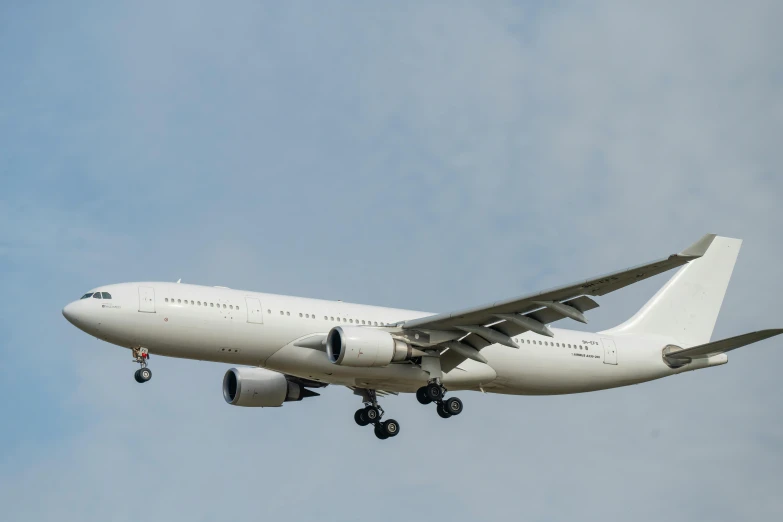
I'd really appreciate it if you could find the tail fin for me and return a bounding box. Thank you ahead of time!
[605,236,742,347]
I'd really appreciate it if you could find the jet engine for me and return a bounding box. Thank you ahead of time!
[222,367,318,407]
[326,326,416,367]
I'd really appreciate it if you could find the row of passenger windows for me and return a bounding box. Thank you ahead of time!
[81,292,112,300]
[518,338,589,350]
[269,309,385,326]
[164,298,239,311]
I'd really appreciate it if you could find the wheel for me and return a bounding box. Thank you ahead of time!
[134,369,143,383]
[444,397,463,416]
[374,424,389,440]
[436,402,452,419]
[354,408,370,426]
[364,405,380,422]
[416,386,432,405]
[425,383,443,402]
[137,368,152,382]
[381,419,400,437]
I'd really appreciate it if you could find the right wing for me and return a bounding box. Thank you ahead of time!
[402,234,717,355]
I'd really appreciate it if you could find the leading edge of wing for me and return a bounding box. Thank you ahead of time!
[402,234,717,331]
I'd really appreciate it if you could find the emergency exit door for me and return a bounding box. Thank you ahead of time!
[601,338,617,365]
[138,286,155,313]
[245,297,263,324]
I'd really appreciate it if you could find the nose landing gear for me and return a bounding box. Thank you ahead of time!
[132,347,152,383]
[353,389,400,440]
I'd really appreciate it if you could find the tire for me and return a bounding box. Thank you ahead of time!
[364,406,379,422]
[425,383,443,402]
[374,424,389,440]
[436,402,452,419]
[134,369,143,383]
[416,387,432,405]
[382,419,400,437]
[444,397,463,416]
[138,368,152,382]
[354,409,370,426]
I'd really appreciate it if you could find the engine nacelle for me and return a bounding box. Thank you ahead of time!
[326,326,413,367]
[223,367,309,407]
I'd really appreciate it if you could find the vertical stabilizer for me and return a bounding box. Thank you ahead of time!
[604,236,742,347]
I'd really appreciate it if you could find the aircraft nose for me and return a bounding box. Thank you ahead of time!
[62,302,80,326]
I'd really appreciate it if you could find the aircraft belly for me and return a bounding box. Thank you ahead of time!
[264,344,498,393]
[482,340,671,395]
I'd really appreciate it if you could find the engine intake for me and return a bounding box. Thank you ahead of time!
[326,326,414,367]
[223,367,317,407]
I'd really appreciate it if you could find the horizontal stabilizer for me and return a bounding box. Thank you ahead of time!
[665,329,783,361]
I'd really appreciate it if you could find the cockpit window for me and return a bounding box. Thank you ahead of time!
[80,293,93,299]
[93,292,102,299]
[101,292,112,299]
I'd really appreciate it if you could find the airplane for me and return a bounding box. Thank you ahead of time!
[62,234,781,440]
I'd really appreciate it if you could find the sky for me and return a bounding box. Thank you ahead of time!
[1,1,782,520]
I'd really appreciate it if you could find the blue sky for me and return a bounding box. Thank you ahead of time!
[1,1,782,520]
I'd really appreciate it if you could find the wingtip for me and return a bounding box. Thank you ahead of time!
[679,233,717,258]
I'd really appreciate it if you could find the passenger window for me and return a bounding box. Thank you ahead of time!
[299,313,303,317]
[330,317,334,321]
[230,305,233,310]
[269,310,273,314]
[93,293,102,299]
[178,299,181,303]
[191,300,194,305]
[286,311,289,315]
[81,293,93,299]
[224,305,227,309]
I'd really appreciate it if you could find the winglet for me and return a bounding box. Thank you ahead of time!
[678,234,717,258]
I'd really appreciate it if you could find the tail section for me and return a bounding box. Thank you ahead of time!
[605,236,742,347]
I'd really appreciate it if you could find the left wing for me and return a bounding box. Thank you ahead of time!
[402,234,716,367]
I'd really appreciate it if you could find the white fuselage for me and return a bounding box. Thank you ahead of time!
[62,282,726,395]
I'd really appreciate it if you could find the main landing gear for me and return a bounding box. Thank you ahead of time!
[416,381,463,419]
[132,347,152,384]
[353,389,400,440]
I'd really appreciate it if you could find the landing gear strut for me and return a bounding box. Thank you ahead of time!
[418,353,463,419]
[353,389,399,440]
[132,347,152,383]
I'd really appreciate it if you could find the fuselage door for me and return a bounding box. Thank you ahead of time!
[245,297,263,324]
[601,338,617,365]
[138,286,155,313]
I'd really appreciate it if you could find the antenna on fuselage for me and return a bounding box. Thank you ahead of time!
[176,278,181,284]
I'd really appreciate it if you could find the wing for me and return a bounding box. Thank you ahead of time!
[402,234,716,369]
